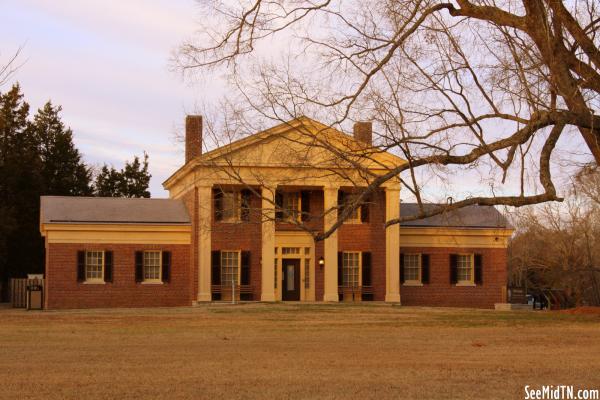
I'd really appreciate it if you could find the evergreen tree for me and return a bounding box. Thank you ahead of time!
[94,165,122,197]
[0,84,44,283]
[94,153,151,198]
[120,153,151,198]
[33,101,93,196]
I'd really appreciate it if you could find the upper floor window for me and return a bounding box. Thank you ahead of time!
[282,192,300,222]
[215,189,251,222]
[338,191,369,224]
[275,191,299,222]
[344,193,362,223]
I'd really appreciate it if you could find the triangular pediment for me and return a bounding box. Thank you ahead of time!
[197,116,406,171]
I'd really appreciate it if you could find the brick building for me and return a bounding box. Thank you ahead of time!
[40,116,513,309]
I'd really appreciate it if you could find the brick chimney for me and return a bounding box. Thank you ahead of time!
[185,115,202,163]
[353,121,372,146]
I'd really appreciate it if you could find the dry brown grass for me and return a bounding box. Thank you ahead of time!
[1,303,598,399]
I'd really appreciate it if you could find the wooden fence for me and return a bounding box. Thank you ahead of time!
[10,279,44,308]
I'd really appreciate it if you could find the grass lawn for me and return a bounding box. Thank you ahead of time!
[1,303,599,399]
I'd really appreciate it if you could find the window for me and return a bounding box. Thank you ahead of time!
[221,191,241,222]
[343,193,362,223]
[342,252,360,288]
[85,251,104,282]
[221,251,240,285]
[143,251,161,282]
[456,254,473,283]
[403,254,421,283]
[304,258,310,289]
[274,258,278,289]
[282,247,300,255]
[282,192,300,222]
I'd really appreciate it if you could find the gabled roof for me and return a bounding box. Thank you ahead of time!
[400,203,511,229]
[164,116,406,189]
[200,116,403,162]
[40,196,190,225]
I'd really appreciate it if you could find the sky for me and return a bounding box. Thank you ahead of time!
[1,0,212,196]
[1,1,590,204]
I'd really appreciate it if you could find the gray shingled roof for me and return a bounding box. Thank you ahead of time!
[40,196,190,225]
[400,203,511,229]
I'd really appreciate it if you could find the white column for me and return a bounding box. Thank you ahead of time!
[385,187,401,303]
[323,186,339,302]
[197,185,212,302]
[261,186,276,301]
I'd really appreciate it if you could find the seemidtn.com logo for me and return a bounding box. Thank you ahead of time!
[525,385,599,400]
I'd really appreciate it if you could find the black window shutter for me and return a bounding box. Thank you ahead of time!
[77,251,85,282]
[421,254,430,284]
[337,252,343,286]
[450,254,458,284]
[241,251,251,285]
[301,191,311,222]
[162,251,171,283]
[361,252,372,286]
[104,251,113,283]
[241,190,251,222]
[400,253,405,284]
[211,250,221,285]
[275,191,284,221]
[214,189,223,221]
[135,251,144,283]
[360,197,370,223]
[474,254,483,285]
[337,192,346,220]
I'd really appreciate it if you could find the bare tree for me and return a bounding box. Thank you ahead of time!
[175,0,600,240]
[0,46,24,87]
[509,165,600,306]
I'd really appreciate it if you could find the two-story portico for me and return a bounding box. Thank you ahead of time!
[163,116,404,303]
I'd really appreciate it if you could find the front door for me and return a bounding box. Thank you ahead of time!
[282,259,300,301]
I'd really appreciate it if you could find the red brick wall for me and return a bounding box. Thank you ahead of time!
[211,189,262,300]
[338,190,386,301]
[45,243,191,309]
[399,246,507,309]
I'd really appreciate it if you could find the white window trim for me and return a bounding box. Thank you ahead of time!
[402,253,422,286]
[84,250,105,284]
[281,192,301,223]
[455,253,475,286]
[142,250,162,284]
[221,250,241,286]
[220,190,242,223]
[342,251,362,288]
[342,193,362,224]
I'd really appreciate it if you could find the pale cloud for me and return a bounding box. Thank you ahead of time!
[0,0,214,196]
